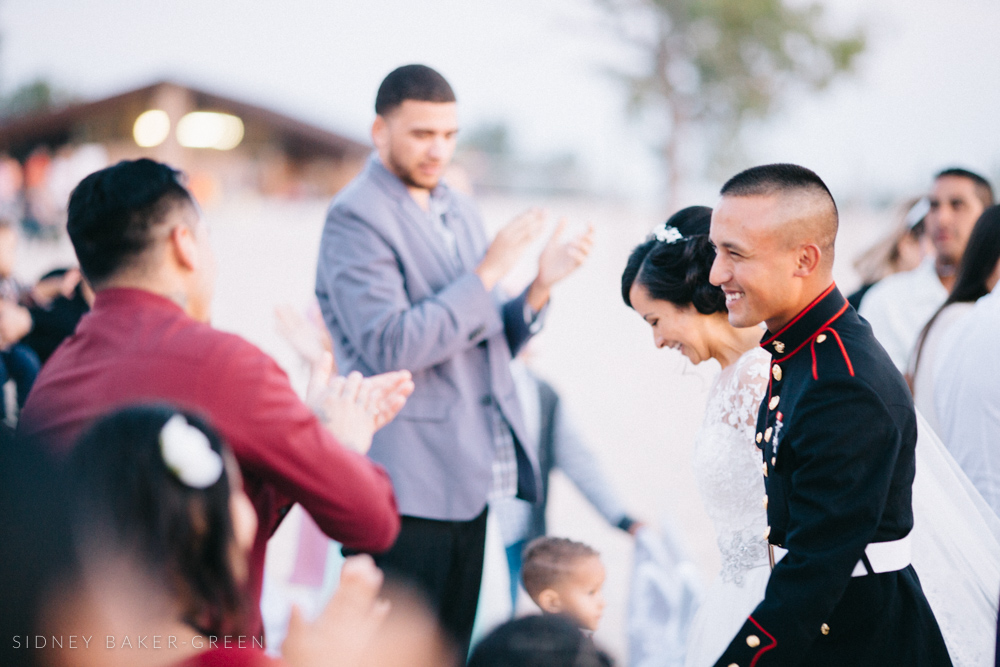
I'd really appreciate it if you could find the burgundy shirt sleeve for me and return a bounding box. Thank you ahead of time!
[218,340,399,553]
[175,647,286,667]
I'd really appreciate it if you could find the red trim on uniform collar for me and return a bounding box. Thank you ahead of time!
[747,615,777,666]
[773,300,849,365]
[761,283,836,346]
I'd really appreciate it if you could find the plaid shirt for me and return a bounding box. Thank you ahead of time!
[489,408,519,500]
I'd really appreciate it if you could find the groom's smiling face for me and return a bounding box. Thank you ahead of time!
[709,194,805,331]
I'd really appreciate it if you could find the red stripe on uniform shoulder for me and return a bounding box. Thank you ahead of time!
[827,328,855,377]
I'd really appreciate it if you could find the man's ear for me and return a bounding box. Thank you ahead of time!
[371,115,388,151]
[793,243,822,277]
[169,224,198,272]
[536,589,562,614]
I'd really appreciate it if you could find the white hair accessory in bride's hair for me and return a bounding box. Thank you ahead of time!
[652,222,684,244]
[159,414,224,489]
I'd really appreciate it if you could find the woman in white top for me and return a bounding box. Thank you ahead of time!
[910,204,1000,434]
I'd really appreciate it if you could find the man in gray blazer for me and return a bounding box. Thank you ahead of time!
[315,64,593,653]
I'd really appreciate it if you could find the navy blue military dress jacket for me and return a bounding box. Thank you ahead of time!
[713,285,951,667]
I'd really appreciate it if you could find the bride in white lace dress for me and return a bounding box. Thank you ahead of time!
[622,207,774,665]
[622,207,1000,666]
[683,346,772,665]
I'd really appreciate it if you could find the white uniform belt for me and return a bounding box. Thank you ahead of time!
[770,534,912,577]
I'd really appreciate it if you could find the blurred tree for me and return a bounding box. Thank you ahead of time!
[1,78,64,119]
[600,0,865,206]
[460,121,514,156]
[457,121,586,194]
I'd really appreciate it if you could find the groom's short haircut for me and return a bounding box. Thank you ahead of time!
[375,64,456,117]
[720,163,838,259]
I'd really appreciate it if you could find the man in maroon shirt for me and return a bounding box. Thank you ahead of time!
[18,158,411,640]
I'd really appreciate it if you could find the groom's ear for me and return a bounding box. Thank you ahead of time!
[792,243,822,277]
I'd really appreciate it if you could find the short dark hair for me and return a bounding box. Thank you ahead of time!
[67,159,194,286]
[721,163,836,211]
[468,615,614,667]
[66,404,248,636]
[721,163,838,255]
[375,64,456,116]
[935,167,995,208]
[521,537,599,599]
[621,206,725,315]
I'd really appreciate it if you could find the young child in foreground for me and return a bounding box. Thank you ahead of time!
[521,537,606,633]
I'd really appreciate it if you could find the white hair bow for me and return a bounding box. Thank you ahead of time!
[159,414,223,489]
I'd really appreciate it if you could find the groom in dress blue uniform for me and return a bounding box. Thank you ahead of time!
[707,164,951,666]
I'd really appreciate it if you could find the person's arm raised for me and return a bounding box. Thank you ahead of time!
[306,353,414,454]
[473,208,547,291]
[318,208,521,375]
[226,345,401,553]
[526,219,595,312]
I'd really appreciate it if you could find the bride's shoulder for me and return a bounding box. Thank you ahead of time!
[710,347,771,428]
[734,347,771,381]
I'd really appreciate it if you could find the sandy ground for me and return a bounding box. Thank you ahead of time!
[16,193,887,661]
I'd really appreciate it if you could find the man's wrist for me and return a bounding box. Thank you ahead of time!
[526,277,551,312]
[475,265,500,292]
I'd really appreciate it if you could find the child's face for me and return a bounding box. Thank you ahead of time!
[549,555,606,632]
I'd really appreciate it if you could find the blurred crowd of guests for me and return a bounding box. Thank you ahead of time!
[0,217,92,423]
[0,144,108,239]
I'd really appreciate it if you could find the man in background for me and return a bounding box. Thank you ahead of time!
[860,168,993,370]
[315,64,593,654]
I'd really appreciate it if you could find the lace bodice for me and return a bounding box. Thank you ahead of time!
[692,347,772,585]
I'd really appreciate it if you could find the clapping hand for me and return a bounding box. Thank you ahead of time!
[527,219,595,310]
[537,219,595,287]
[283,555,391,667]
[475,208,547,291]
[307,353,415,454]
[362,369,415,429]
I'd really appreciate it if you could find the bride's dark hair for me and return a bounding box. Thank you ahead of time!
[621,205,726,315]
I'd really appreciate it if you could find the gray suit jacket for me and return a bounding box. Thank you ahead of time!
[315,155,539,521]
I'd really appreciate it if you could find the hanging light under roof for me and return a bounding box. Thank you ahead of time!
[133,109,171,148]
[176,111,244,150]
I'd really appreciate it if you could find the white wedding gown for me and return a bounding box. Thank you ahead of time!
[682,347,1000,667]
[683,347,772,667]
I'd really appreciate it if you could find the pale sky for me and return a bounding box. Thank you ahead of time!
[2,0,999,206]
